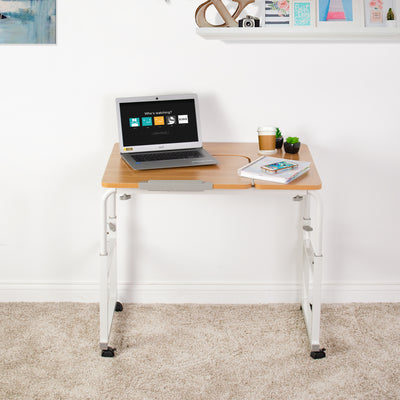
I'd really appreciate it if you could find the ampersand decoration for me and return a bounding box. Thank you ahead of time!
[195,0,255,27]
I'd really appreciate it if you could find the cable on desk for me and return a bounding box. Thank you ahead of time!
[211,153,255,187]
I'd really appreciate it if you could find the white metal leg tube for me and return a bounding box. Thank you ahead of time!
[100,189,117,350]
[310,255,323,351]
[300,191,325,357]
[100,238,117,349]
[110,189,116,219]
[100,189,116,256]
[307,191,323,257]
[303,190,311,223]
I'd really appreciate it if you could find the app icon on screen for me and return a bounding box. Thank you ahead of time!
[154,116,165,126]
[178,115,188,124]
[142,117,153,126]
[129,118,140,127]
[166,115,177,125]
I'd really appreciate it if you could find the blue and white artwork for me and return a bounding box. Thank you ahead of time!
[319,0,353,22]
[0,0,56,44]
[293,2,312,26]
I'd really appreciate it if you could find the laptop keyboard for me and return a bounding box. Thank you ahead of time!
[132,149,203,162]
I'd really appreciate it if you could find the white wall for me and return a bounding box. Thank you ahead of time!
[1,0,399,302]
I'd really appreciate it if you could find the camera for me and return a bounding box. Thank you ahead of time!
[238,15,260,28]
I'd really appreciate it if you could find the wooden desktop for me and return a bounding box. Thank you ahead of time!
[102,142,321,190]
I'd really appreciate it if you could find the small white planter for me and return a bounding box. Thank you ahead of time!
[386,20,397,28]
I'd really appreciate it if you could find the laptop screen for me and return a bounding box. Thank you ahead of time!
[118,98,199,151]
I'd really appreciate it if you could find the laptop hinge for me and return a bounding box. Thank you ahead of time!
[139,180,213,191]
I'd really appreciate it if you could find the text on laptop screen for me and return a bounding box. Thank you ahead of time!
[119,99,199,148]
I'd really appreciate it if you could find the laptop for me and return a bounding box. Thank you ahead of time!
[116,93,218,170]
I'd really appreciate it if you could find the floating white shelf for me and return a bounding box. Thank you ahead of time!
[196,27,400,41]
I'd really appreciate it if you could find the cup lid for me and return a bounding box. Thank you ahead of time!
[257,126,277,133]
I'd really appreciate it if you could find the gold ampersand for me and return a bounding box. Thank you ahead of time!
[195,0,255,27]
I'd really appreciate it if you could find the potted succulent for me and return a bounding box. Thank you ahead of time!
[386,8,397,27]
[275,128,284,149]
[284,136,301,154]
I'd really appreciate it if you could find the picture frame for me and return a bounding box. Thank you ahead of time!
[317,0,364,28]
[364,0,394,27]
[0,0,56,44]
[292,0,316,27]
[264,0,291,25]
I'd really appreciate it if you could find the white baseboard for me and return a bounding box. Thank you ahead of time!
[322,283,400,303]
[0,282,100,303]
[0,281,399,303]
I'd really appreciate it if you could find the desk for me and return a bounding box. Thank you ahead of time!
[100,143,324,358]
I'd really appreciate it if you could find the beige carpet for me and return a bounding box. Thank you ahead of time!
[0,303,399,400]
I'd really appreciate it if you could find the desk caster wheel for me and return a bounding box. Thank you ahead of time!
[310,348,326,359]
[115,302,123,312]
[101,347,115,358]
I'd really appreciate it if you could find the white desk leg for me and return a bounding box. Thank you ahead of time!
[99,188,123,358]
[297,191,326,359]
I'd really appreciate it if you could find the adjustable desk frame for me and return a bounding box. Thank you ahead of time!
[100,143,325,359]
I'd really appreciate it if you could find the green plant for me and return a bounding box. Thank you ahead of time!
[387,8,395,20]
[286,136,299,144]
[276,128,282,138]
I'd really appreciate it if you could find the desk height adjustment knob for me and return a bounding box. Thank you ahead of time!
[293,195,303,202]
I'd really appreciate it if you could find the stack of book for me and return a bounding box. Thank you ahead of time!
[238,156,310,184]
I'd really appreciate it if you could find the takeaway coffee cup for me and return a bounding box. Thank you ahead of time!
[258,126,277,155]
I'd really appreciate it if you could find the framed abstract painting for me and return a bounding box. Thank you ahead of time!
[317,0,364,27]
[292,0,316,27]
[0,0,56,44]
